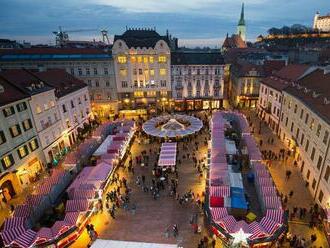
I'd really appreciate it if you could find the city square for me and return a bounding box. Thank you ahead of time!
[0,1,330,248]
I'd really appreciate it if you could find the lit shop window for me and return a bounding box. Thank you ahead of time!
[147,91,156,97]
[150,69,155,76]
[137,56,142,63]
[143,57,148,63]
[158,56,167,63]
[134,91,144,97]
[117,56,127,64]
[130,56,136,63]
[159,69,166,76]
[149,56,154,63]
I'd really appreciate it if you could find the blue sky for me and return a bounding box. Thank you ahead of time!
[0,0,329,47]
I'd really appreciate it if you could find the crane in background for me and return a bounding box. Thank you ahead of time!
[53,26,110,47]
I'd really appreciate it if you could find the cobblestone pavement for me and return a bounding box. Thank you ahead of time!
[71,124,223,248]
[242,109,328,248]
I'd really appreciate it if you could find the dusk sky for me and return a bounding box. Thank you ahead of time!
[1,0,330,47]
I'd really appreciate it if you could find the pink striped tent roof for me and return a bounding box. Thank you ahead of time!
[35,227,53,241]
[12,229,36,248]
[162,142,177,147]
[265,209,284,224]
[51,221,72,238]
[88,162,113,181]
[257,177,274,187]
[264,196,282,209]
[66,199,89,212]
[210,177,230,186]
[255,169,270,178]
[243,135,262,161]
[260,186,277,197]
[259,217,281,235]
[210,154,227,164]
[101,153,117,160]
[248,222,268,240]
[36,182,53,195]
[160,146,177,151]
[72,189,96,200]
[3,217,25,231]
[209,186,230,197]
[160,150,176,155]
[210,171,229,181]
[64,211,81,225]
[1,225,26,246]
[158,158,176,166]
[63,151,79,165]
[232,220,251,233]
[218,215,237,233]
[26,194,44,207]
[210,207,229,221]
[13,204,31,218]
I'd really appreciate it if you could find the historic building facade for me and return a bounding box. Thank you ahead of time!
[278,67,330,208]
[112,28,172,113]
[313,11,330,32]
[0,48,117,118]
[171,52,226,111]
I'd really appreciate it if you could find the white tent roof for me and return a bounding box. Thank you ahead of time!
[91,239,178,248]
[225,139,237,155]
[93,135,113,156]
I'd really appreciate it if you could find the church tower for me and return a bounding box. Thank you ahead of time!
[237,3,246,42]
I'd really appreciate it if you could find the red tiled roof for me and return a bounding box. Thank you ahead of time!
[34,69,87,98]
[263,60,286,76]
[285,68,330,123]
[222,34,247,49]
[0,78,29,106]
[0,48,109,55]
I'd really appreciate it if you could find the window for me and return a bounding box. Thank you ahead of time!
[16,102,27,112]
[22,119,32,131]
[324,166,330,182]
[300,109,304,119]
[316,124,321,137]
[138,69,143,75]
[106,81,110,87]
[93,68,98,75]
[305,113,309,124]
[104,68,108,75]
[66,119,71,128]
[1,154,14,168]
[134,91,144,97]
[305,140,309,152]
[86,68,90,75]
[62,104,67,113]
[143,57,148,63]
[147,91,156,97]
[294,104,297,113]
[323,131,329,145]
[78,67,82,76]
[285,117,288,126]
[300,133,305,145]
[9,124,21,138]
[0,131,6,145]
[150,69,155,76]
[306,169,310,179]
[160,80,166,87]
[310,147,316,161]
[87,80,92,86]
[71,100,75,109]
[120,69,127,76]
[160,91,167,97]
[3,106,15,117]
[29,139,39,151]
[290,122,294,132]
[317,155,323,170]
[149,56,154,63]
[158,56,166,63]
[95,80,99,87]
[137,56,142,63]
[310,118,314,130]
[312,179,316,189]
[78,97,81,105]
[131,56,136,63]
[318,190,324,203]
[17,145,28,159]
[70,68,74,75]
[84,94,87,101]
[296,128,300,139]
[36,105,42,114]
[122,81,128,88]
[160,69,166,76]
[117,56,127,64]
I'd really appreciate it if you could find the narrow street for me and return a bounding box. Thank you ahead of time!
[243,109,328,247]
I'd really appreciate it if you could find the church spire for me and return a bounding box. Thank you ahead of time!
[238,3,245,26]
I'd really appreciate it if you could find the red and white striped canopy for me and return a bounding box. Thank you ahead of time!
[51,220,72,238]
[66,199,89,212]
[259,217,281,235]
[260,186,277,197]
[264,196,282,209]
[209,186,230,197]
[1,225,26,246]
[232,220,251,233]
[13,204,31,218]
[35,227,53,242]
[248,221,268,240]
[265,209,283,224]
[218,215,237,233]
[72,189,96,200]
[257,177,274,187]
[12,229,36,248]
[210,207,229,221]
[3,217,26,231]
[64,211,81,225]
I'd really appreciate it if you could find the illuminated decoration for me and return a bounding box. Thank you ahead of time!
[117,56,127,64]
[230,228,252,246]
[143,114,203,138]
[159,68,166,76]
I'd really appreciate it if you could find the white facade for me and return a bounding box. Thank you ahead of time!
[258,83,283,133]
[313,12,330,32]
[28,88,65,164]
[112,39,171,108]
[171,65,224,99]
[57,86,92,147]
[0,97,44,197]
[279,92,330,207]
